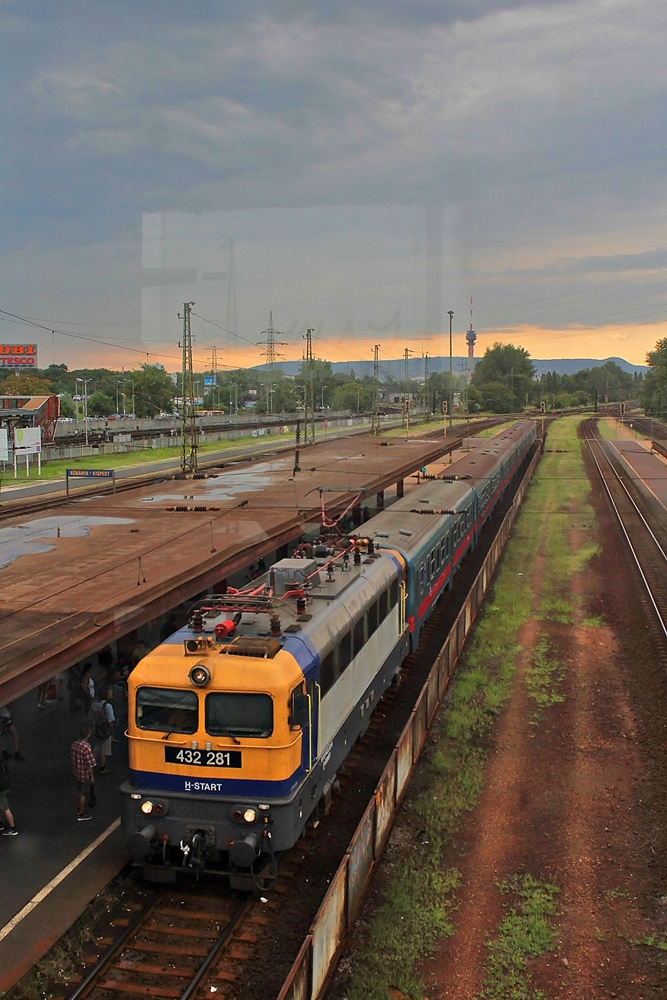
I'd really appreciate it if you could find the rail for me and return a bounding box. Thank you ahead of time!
[583,419,667,642]
[67,886,254,1000]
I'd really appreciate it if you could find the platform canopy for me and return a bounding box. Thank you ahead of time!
[0,395,60,443]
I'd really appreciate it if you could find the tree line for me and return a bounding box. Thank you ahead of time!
[0,341,658,418]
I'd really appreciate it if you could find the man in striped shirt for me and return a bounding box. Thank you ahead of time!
[70,726,97,821]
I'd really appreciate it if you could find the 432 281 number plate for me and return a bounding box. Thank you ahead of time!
[165,747,242,768]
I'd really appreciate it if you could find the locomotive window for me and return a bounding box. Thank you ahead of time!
[368,600,378,633]
[390,579,399,607]
[353,616,366,654]
[320,650,337,696]
[205,692,273,738]
[379,588,389,622]
[419,563,426,588]
[136,687,198,734]
[339,630,352,671]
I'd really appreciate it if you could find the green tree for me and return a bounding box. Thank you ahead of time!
[58,395,76,418]
[477,380,516,413]
[331,381,370,412]
[128,364,176,417]
[1,373,54,395]
[471,343,535,412]
[640,338,667,418]
[88,390,114,416]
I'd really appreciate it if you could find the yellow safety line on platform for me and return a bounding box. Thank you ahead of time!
[0,817,121,943]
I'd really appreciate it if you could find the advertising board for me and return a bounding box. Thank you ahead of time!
[0,344,38,367]
[13,426,41,454]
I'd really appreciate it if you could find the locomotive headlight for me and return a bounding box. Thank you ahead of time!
[232,804,258,824]
[141,800,154,815]
[189,664,211,687]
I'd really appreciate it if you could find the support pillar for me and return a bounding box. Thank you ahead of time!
[396,479,404,499]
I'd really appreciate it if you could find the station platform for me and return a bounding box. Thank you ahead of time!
[0,431,458,704]
[606,436,667,510]
[0,660,128,992]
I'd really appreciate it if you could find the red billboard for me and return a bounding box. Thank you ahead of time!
[0,344,38,367]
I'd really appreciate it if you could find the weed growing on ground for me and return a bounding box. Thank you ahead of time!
[525,637,565,724]
[479,874,560,1000]
[345,865,461,1000]
[626,933,667,952]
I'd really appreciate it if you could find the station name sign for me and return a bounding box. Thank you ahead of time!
[0,344,38,367]
[66,469,114,478]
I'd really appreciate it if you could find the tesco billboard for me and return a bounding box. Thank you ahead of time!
[0,344,37,367]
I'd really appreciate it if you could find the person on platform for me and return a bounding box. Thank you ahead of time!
[70,664,95,715]
[160,614,179,642]
[70,726,97,821]
[0,757,18,835]
[0,704,26,762]
[132,639,151,668]
[37,681,49,710]
[92,688,115,773]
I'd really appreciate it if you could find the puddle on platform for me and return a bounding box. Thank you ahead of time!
[140,458,292,504]
[0,515,134,568]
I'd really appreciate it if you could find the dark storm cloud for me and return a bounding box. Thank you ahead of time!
[1,0,666,360]
[505,248,667,279]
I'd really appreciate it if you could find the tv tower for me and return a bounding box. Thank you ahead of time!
[465,297,477,381]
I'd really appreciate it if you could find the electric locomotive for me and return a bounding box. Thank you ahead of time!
[121,419,535,881]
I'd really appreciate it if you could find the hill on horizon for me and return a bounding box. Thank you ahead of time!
[254,356,647,380]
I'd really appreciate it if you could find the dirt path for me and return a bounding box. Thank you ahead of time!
[424,448,667,996]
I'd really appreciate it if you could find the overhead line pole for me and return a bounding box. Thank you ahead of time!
[179,301,198,474]
[447,310,454,433]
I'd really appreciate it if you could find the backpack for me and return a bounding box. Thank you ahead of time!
[0,760,10,793]
[94,703,112,740]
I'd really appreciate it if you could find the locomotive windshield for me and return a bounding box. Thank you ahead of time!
[136,687,198,734]
[205,692,273,738]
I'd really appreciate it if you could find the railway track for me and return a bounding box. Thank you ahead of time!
[583,419,667,653]
[66,884,257,1000]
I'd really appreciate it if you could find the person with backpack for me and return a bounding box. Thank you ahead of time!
[70,725,97,821]
[92,688,115,773]
[0,757,18,835]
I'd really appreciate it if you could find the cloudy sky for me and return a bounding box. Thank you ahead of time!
[1,0,666,374]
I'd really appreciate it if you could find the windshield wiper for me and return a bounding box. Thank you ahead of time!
[218,729,241,745]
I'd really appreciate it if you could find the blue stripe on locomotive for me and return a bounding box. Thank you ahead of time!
[130,768,302,798]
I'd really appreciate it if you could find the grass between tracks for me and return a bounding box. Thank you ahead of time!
[339,417,598,1000]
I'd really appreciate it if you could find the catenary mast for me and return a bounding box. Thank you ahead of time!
[179,302,198,474]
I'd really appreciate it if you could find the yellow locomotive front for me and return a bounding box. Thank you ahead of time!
[121,624,314,880]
